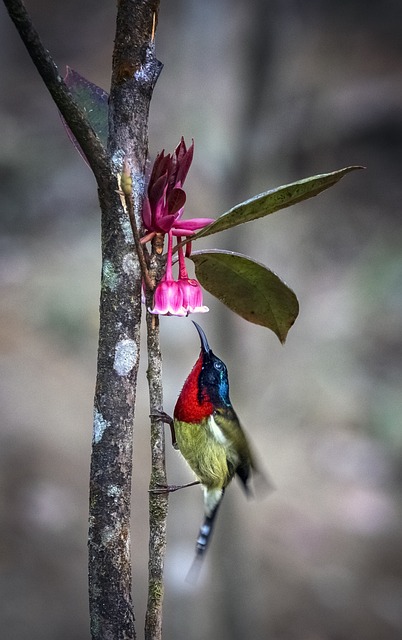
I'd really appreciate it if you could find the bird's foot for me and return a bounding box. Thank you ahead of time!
[149,480,200,494]
[149,410,178,449]
[149,409,173,425]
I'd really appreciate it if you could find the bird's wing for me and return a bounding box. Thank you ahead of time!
[214,407,273,496]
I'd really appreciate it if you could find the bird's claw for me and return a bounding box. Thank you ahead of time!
[149,410,173,426]
[149,410,177,449]
[149,481,200,494]
[149,483,181,494]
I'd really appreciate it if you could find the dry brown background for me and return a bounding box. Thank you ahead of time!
[1,1,402,639]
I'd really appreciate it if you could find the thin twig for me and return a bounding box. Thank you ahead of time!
[144,234,170,640]
[145,308,168,640]
[128,198,154,291]
[120,159,155,291]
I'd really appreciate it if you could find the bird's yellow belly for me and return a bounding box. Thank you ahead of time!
[174,419,232,489]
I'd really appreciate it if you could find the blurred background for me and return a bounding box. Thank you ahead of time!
[1,1,402,639]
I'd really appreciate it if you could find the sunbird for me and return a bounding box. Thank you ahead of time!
[156,321,267,579]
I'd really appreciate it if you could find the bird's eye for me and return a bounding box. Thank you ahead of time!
[214,361,223,371]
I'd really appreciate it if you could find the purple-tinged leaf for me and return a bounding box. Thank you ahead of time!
[175,140,194,187]
[190,250,299,343]
[191,166,364,240]
[61,67,109,162]
[150,152,170,186]
[167,188,186,215]
[149,173,168,205]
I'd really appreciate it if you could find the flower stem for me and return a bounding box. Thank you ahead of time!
[177,237,189,279]
[165,231,173,280]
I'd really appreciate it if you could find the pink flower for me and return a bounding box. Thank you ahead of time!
[179,278,209,314]
[149,278,187,316]
[142,138,214,239]
[144,140,212,317]
[149,231,209,317]
[177,236,208,314]
[149,230,186,316]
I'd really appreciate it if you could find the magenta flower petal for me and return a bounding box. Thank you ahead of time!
[157,213,180,234]
[177,218,214,229]
[149,279,187,316]
[153,195,169,225]
[171,218,215,235]
[179,278,209,314]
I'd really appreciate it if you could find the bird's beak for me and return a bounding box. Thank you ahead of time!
[192,321,211,354]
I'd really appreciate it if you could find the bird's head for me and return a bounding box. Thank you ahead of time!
[192,322,230,408]
[174,322,231,422]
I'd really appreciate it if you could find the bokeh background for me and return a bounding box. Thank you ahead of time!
[1,1,402,639]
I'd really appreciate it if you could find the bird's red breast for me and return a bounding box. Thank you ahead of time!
[174,355,213,423]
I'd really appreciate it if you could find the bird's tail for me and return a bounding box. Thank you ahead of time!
[185,491,224,584]
[195,514,215,555]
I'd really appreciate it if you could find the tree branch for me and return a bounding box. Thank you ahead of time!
[88,2,162,640]
[145,241,169,640]
[120,164,154,292]
[4,1,166,638]
[2,0,109,184]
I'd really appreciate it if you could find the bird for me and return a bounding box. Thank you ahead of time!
[156,321,266,580]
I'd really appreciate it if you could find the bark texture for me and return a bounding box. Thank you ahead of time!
[3,2,167,638]
[88,2,162,639]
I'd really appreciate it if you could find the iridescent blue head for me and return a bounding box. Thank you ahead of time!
[192,321,231,408]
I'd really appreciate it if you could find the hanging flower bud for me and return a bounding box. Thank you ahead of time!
[149,278,187,316]
[179,278,209,314]
[177,236,208,314]
[148,231,209,317]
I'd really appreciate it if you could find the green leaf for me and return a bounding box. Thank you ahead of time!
[190,250,299,343]
[191,166,364,240]
[62,67,109,163]
[64,67,109,146]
